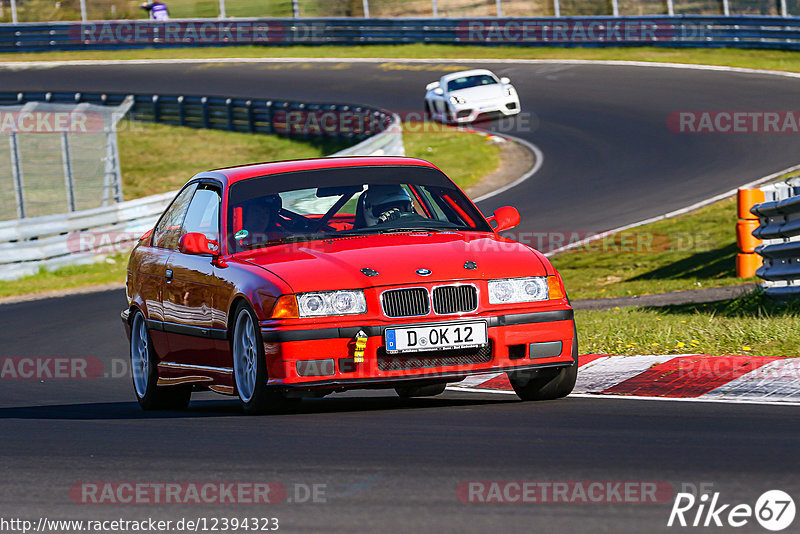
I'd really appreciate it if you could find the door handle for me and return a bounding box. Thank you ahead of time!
[165,269,173,281]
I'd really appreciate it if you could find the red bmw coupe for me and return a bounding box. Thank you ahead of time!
[122,156,577,413]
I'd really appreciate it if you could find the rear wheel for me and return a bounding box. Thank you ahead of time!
[232,302,283,414]
[395,382,447,398]
[507,325,579,401]
[130,310,191,410]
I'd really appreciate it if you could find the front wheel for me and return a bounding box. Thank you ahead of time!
[507,325,579,401]
[232,302,283,414]
[130,310,191,410]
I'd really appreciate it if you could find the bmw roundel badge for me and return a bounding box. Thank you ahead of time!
[416,268,432,276]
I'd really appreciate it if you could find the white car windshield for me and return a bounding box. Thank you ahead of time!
[447,74,498,92]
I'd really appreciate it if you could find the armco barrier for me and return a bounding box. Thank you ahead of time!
[750,177,800,295]
[0,91,403,281]
[4,16,800,52]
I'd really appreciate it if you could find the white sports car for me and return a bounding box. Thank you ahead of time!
[424,69,521,124]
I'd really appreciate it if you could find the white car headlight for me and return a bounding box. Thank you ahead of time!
[449,95,466,105]
[297,290,367,317]
[488,277,548,304]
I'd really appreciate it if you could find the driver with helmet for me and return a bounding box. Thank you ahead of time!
[359,185,417,227]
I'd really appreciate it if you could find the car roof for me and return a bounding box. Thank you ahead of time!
[441,69,498,84]
[203,156,441,185]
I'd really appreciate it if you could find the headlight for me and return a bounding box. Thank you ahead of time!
[297,290,367,317]
[449,95,466,105]
[505,86,514,97]
[488,277,549,304]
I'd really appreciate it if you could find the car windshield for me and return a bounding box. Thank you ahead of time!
[226,165,492,253]
[447,74,498,92]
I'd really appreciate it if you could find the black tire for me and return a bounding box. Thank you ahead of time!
[507,324,579,401]
[424,101,433,121]
[129,310,191,410]
[395,382,447,398]
[231,301,284,415]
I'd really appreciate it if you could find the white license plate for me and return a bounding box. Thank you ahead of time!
[385,322,487,354]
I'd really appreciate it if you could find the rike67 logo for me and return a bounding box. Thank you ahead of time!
[668,490,795,531]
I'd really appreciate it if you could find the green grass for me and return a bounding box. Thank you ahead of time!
[4,45,800,75]
[551,196,754,301]
[0,255,128,298]
[117,121,347,199]
[576,290,800,357]
[403,121,500,190]
[0,119,500,298]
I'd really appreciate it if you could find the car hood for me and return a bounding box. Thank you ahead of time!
[237,231,548,293]
[451,84,506,102]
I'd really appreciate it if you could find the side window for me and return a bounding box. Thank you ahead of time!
[181,186,221,243]
[153,184,197,250]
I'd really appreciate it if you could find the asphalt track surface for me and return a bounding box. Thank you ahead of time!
[2,60,800,532]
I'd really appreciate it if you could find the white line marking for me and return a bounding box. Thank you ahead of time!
[546,162,800,256]
[447,387,800,406]
[472,132,544,203]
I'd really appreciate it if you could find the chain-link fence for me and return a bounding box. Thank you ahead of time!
[0,98,132,221]
[0,0,796,23]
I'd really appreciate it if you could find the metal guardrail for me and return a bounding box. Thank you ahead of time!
[5,16,800,52]
[750,178,800,295]
[0,91,403,281]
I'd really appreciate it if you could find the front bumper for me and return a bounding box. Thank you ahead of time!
[261,308,575,389]
[449,97,521,123]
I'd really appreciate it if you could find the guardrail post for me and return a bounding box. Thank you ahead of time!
[201,97,210,128]
[781,0,788,17]
[79,0,87,21]
[363,0,370,17]
[722,0,730,15]
[432,0,438,17]
[553,0,560,17]
[9,132,25,219]
[10,0,18,24]
[265,101,274,134]
[219,0,226,18]
[496,0,502,17]
[736,188,764,278]
[292,0,299,17]
[61,132,76,212]
[178,95,185,126]
[226,98,234,131]
[666,0,674,16]
[246,100,255,133]
[611,0,619,16]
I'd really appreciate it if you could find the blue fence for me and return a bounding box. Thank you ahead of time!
[3,16,800,52]
[0,91,394,144]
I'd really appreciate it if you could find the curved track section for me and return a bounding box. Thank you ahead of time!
[4,59,800,244]
[2,60,800,532]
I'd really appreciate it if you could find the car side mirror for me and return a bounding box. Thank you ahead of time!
[487,206,521,232]
[500,76,511,84]
[179,232,219,256]
[433,87,444,96]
